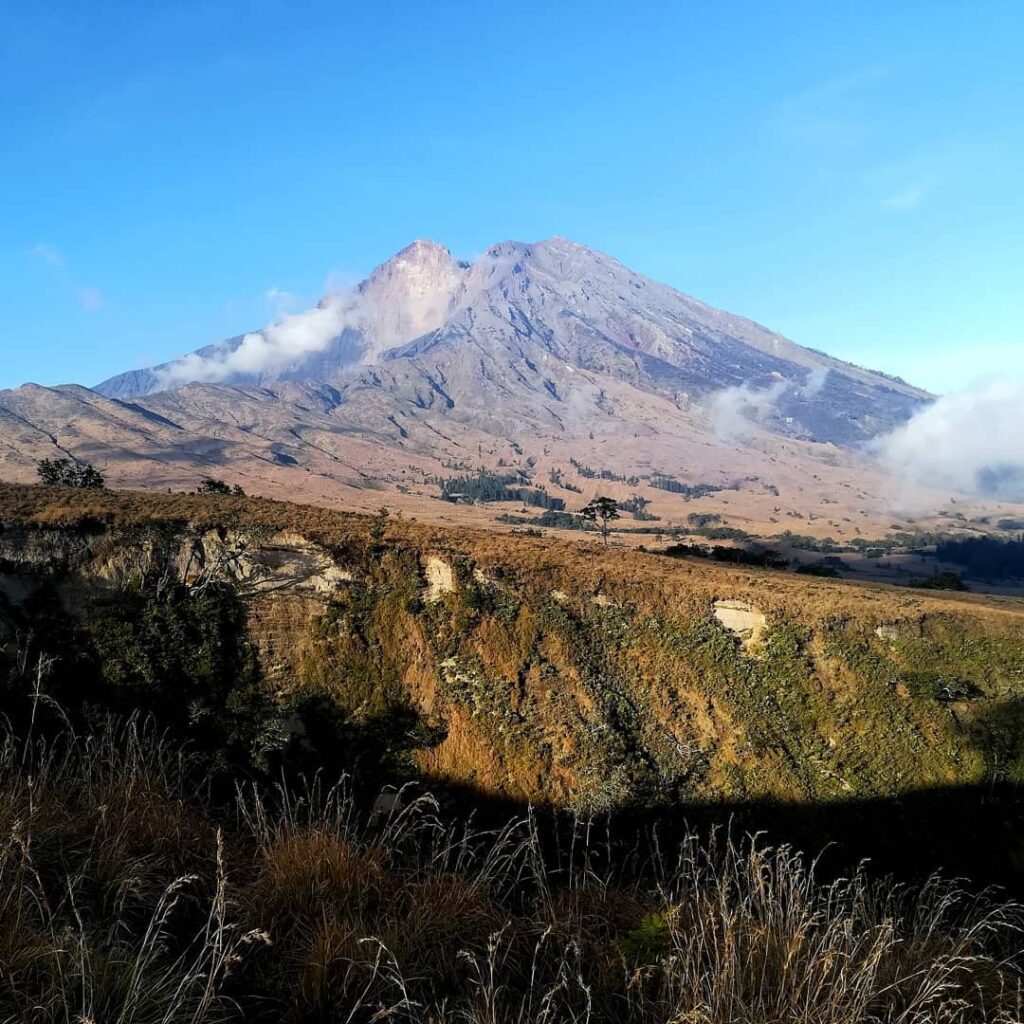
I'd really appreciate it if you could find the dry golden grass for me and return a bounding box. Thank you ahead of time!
[7,480,1024,811]
[1,708,1022,1024]
[252,830,388,920]
[4,482,1022,632]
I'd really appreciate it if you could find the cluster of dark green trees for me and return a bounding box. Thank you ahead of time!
[197,477,246,496]
[2,556,280,775]
[36,457,106,489]
[35,460,247,498]
[438,470,565,509]
[935,534,1024,581]
[649,475,725,498]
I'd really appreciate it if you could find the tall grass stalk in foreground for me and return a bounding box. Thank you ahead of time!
[0,716,270,1023]
[0,716,1021,1023]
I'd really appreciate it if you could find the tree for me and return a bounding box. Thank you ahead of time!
[36,458,105,490]
[581,495,620,546]
[197,478,232,495]
[369,506,390,549]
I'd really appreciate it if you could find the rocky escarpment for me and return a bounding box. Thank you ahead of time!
[3,486,1024,814]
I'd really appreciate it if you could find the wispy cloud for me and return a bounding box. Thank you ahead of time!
[708,380,788,441]
[767,65,890,149]
[867,135,1002,216]
[156,290,364,388]
[265,286,301,317]
[31,242,64,269]
[707,367,831,441]
[880,184,925,210]
[30,243,105,312]
[872,375,1024,503]
[77,286,105,311]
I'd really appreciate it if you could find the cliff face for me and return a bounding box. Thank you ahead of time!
[2,484,1024,810]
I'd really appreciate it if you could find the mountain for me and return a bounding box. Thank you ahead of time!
[96,237,927,445]
[3,236,990,539]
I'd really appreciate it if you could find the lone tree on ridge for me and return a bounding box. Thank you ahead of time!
[581,495,620,546]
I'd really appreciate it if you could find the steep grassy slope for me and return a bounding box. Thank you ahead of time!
[2,483,1023,818]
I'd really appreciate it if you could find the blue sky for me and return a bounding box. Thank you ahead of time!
[3,0,1022,394]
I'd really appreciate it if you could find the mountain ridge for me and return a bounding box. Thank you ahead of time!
[95,237,928,421]
[4,236,996,544]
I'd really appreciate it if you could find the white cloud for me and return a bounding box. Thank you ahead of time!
[708,380,789,441]
[153,246,469,389]
[707,366,832,440]
[156,289,363,387]
[871,375,1024,501]
[265,286,301,317]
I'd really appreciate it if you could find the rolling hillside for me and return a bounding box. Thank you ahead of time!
[3,482,1022,811]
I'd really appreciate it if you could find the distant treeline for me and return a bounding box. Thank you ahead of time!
[649,476,726,499]
[548,469,583,493]
[855,531,953,553]
[498,509,589,530]
[659,542,788,569]
[772,531,954,556]
[437,471,565,510]
[772,531,843,553]
[695,525,751,541]
[569,459,640,486]
[935,535,1024,581]
[620,494,660,521]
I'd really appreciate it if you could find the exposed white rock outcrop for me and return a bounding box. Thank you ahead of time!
[424,556,456,603]
[0,524,357,599]
[714,599,767,646]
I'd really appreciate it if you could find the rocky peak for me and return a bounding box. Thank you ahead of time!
[365,239,459,286]
[355,240,470,358]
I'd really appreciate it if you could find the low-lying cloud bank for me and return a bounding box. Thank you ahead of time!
[871,376,1024,502]
[157,291,363,388]
[708,368,829,441]
[153,249,467,389]
[709,381,788,441]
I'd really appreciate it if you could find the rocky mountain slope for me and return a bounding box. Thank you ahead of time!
[95,237,928,444]
[3,237,999,539]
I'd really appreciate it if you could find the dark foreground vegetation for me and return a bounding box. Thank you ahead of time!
[3,711,1023,1024]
